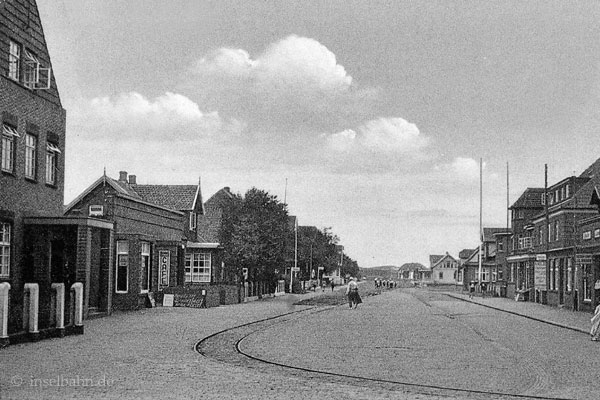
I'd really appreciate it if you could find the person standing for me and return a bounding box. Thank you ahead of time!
[346,277,362,309]
[591,304,600,341]
[331,280,335,292]
[469,281,475,299]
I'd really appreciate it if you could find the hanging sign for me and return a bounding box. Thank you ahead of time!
[159,250,170,288]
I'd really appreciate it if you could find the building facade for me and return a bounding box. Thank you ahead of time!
[0,0,115,342]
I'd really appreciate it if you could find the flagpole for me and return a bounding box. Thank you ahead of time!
[478,158,483,287]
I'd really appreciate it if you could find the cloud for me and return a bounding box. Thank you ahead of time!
[195,35,352,94]
[326,117,430,155]
[67,92,244,142]
[186,35,378,135]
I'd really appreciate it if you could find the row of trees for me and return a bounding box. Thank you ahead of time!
[218,187,360,291]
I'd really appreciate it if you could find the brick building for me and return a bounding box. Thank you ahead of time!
[505,188,545,300]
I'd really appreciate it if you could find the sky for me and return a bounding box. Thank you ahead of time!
[37,1,600,268]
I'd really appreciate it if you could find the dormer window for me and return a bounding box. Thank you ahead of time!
[565,184,570,198]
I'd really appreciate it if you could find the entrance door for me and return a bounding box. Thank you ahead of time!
[558,258,564,305]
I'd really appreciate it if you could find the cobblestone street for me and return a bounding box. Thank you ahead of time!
[1,285,596,399]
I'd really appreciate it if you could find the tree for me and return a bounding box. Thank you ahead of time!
[219,188,289,286]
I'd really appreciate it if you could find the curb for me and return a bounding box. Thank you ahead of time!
[445,293,589,335]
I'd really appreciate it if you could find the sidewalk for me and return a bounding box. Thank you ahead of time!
[446,291,593,335]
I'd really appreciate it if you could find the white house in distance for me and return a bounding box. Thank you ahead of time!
[431,252,460,285]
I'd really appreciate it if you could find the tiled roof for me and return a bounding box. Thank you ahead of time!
[579,157,600,179]
[510,188,545,209]
[132,185,198,211]
[459,249,476,260]
[429,255,444,268]
[399,263,425,271]
[483,227,510,242]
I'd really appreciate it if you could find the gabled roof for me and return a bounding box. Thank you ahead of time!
[459,248,476,260]
[431,253,457,269]
[510,188,545,209]
[579,157,600,179]
[132,183,202,213]
[429,255,444,268]
[65,175,142,212]
[64,175,183,215]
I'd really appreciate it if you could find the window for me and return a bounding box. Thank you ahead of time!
[554,220,559,241]
[481,269,490,281]
[566,258,572,292]
[24,133,36,179]
[550,259,556,290]
[140,242,150,293]
[498,240,504,252]
[189,212,197,230]
[438,272,443,279]
[583,263,592,301]
[184,253,211,283]
[565,184,570,198]
[548,223,552,242]
[539,227,543,245]
[45,142,60,185]
[1,124,19,172]
[0,223,10,278]
[583,231,592,240]
[595,229,600,239]
[8,40,20,81]
[116,241,129,293]
[541,193,546,205]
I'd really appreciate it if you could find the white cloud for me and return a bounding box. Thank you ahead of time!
[326,117,429,155]
[67,92,244,142]
[195,35,352,94]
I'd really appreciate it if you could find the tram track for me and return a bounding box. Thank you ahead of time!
[195,301,574,400]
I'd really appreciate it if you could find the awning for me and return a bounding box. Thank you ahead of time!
[2,124,19,137]
[46,142,62,153]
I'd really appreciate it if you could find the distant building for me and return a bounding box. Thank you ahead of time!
[430,253,460,286]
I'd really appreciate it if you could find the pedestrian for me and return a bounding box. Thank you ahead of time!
[591,304,600,341]
[331,280,335,292]
[469,281,475,299]
[481,282,487,298]
[346,277,362,309]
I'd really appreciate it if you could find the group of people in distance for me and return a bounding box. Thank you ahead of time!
[374,278,397,289]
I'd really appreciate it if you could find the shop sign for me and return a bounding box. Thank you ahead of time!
[534,261,546,290]
[159,250,170,287]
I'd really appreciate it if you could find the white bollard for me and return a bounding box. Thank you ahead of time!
[23,283,39,337]
[51,283,65,335]
[70,282,84,334]
[0,282,10,346]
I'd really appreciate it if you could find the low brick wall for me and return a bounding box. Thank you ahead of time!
[158,284,242,308]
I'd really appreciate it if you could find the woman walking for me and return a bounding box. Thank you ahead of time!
[346,277,362,309]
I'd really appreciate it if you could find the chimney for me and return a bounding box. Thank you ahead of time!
[128,175,137,185]
[118,171,128,183]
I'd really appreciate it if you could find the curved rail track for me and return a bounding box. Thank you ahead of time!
[195,299,575,400]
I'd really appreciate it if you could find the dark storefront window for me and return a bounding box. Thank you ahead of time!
[116,241,129,293]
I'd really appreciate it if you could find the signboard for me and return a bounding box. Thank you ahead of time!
[162,294,174,307]
[535,254,546,262]
[576,254,592,266]
[291,267,300,272]
[159,250,170,287]
[534,261,546,290]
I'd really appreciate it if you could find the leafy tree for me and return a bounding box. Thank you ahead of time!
[219,188,289,286]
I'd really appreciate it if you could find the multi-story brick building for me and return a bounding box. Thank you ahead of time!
[1,0,113,344]
[505,188,545,300]
[528,160,600,310]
